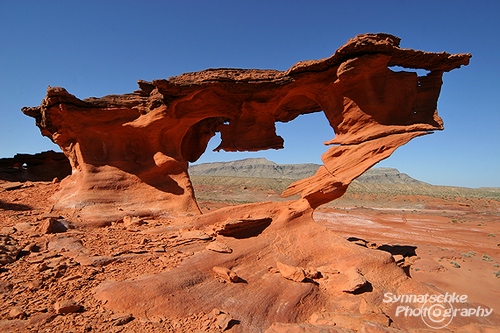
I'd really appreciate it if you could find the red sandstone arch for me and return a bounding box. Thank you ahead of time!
[22,33,470,226]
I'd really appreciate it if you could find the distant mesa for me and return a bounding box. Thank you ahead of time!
[189,158,425,185]
[0,153,422,185]
[189,158,321,180]
[21,33,470,225]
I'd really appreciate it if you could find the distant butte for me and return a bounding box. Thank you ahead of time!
[23,33,470,226]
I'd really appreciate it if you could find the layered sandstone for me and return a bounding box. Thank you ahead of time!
[23,33,470,225]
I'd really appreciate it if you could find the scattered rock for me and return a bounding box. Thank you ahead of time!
[152,246,165,252]
[47,235,86,253]
[36,262,50,272]
[123,216,146,228]
[208,308,223,319]
[54,299,82,314]
[23,242,42,253]
[206,241,233,253]
[27,256,45,264]
[46,256,67,268]
[74,255,117,267]
[61,274,82,282]
[304,267,321,279]
[213,266,240,283]
[208,309,235,331]
[27,312,57,326]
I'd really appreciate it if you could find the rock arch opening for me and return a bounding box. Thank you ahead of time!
[191,111,334,165]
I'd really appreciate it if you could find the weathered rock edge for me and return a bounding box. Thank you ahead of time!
[22,33,470,225]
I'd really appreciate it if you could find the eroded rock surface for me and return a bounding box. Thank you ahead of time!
[0,151,71,182]
[23,33,470,225]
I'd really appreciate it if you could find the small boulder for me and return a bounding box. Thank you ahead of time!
[277,262,306,282]
[38,218,68,234]
[8,307,26,319]
[13,222,33,233]
[213,266,240,283]
[54,299,82,314]
[216,312,234,331]
[342,268,368,293]
[27,279,44,290]
[112,313,134,326]
[209,309,235,331]
[304,267,321,279]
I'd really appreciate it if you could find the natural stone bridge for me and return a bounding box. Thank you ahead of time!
[23,33,470,226]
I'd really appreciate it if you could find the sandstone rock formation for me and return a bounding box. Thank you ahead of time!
[0,151,71,182]
[23,33,470,226]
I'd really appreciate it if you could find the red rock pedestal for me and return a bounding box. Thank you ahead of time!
[23,33,470,226]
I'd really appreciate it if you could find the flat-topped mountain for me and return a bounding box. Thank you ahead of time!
[189,158,318,180]
[189,158,425,184]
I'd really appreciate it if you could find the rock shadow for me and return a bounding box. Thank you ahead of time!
[347,238,417,277]
[0,200,32,211]
[216,217,273,239]
[376,244,417,257]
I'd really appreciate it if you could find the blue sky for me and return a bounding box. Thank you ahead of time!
[1,1,499,188]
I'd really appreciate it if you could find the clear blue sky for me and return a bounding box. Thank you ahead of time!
[1,1,499,188]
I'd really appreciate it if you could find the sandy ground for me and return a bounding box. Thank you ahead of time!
[314,205,500,314]
[1,179,499,332]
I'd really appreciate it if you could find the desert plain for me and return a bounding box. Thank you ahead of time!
[1,159,499,332]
